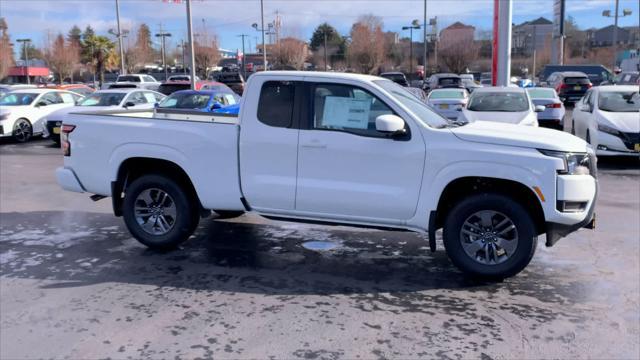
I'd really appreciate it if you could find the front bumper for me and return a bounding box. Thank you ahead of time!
[545,177,598,246]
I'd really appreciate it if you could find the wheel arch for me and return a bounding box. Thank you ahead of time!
[433,176,546,236]
[112,157,203,217]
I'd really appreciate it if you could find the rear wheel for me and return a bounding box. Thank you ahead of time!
[443,194,537,279]
[122,174,199,250]
[13,118,32,143]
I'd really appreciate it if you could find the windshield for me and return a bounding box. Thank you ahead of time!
[527,88,556,99]
[117,76,141,83]
[159,93,212,109]
[598,91,640,112]
[430,90,465,99]
[381,74,407,83]
[374,80,448,128]
[0,93,38,106]
[467,92,529,112]
[79,93,126,106]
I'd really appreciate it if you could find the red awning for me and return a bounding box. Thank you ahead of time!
[8,66,50,77]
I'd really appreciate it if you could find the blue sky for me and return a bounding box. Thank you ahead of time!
[1,0,639,53]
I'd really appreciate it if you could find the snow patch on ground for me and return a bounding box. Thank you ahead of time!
[0,229,94,248]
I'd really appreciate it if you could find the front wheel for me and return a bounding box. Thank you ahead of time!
[13,118,32,143]
[122,174,199,250]
[443,194,537,279]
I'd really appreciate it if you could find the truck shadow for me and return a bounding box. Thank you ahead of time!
[0,211,586,306]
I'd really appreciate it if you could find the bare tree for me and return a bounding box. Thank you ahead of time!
[348,15,385,74]
[272,37,308,70]
[0,18,13,81]
[46,34,79,84]
[438,37,479,74]
[194,31,221,79]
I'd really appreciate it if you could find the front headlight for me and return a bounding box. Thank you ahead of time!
[538,149,595,176]
[597,123,620,136]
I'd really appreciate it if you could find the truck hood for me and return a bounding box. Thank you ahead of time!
[450,121,588,153]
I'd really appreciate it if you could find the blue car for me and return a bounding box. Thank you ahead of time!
[157,89,240,113]
[212,103,240,115]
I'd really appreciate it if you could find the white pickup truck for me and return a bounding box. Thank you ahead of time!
[56,71,597,278]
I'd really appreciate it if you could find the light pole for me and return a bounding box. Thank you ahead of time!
[178,41,187,74]
[238,34,248,77]
[16,38,31,85]
[527,32,537,81]
[603,2,633,70]
[402,20,421,78]
[323,29,328,71]
[422,0,428,80]
[114,0,126,75]
[185,0,197,89]
[252,20,270,71]
[156,32,172,81]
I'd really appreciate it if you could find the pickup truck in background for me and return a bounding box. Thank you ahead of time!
[109,74,161,91]
[56,71,597,279]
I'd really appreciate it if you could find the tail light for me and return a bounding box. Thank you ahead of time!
[61,124,75,156]
[556,83,568,92]
[546,103,562,108]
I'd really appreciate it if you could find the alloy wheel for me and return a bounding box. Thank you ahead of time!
[459,210,519,265]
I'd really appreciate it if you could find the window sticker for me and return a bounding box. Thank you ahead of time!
[321,96,371,130]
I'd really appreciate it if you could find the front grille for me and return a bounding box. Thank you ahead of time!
[619,132,640,151]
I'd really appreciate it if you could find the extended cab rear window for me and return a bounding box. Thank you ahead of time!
[257,81,295,128]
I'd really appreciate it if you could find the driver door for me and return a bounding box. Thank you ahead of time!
[295,82,425,221]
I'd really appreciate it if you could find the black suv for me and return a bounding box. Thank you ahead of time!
[546,71,592,104]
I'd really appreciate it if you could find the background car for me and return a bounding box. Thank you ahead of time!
[458,87,543,126]
[166,75,200,82]
[462,78,482,93]
[427,88,469,119]
[380,72,409,87]
[571,85,639,156]
[157,89,240,112]
[44,89,166,144]
[45,84,95,97]
[526,87,565,130]
[209,71,245,95]
[0,84,37,96]
[0,89,82,142]
[109,74,161,91]
[405,87,428,103]
[602,71,640,85]
[546,71,592,104]
[539,64,612,86]
[424,73,464,92]
[157,80,229,96]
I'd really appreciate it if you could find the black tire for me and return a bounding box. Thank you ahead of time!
[13,118,32,143]
[443,193,537,279]
[122,174,199,250]
[51,135,61,146]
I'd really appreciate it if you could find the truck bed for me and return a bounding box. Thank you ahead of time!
[62,108,245,211]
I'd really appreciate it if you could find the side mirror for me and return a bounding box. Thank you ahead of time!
[36,101,47,107]
[153,102,159,109]
[124,101,136,108]
[375,114,405,135]
[579,103,591,112]
[534,105,546,113]
[211,102,223,110]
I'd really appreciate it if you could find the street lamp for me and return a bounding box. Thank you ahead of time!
[155,32,172,80]
[177,41,187,74]
[252,21,271,71]
[402,20,421,78]
[16,38,32,85]
[602,0,633,70]
[237,34,248,77]
[109,27,129,74]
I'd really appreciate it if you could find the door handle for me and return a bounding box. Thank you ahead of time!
[301,143,327,149]
[301,139,327,149]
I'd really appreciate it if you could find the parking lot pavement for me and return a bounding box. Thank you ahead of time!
[1,134,639,359]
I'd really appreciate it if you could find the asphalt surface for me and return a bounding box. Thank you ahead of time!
[1,117,639,359]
